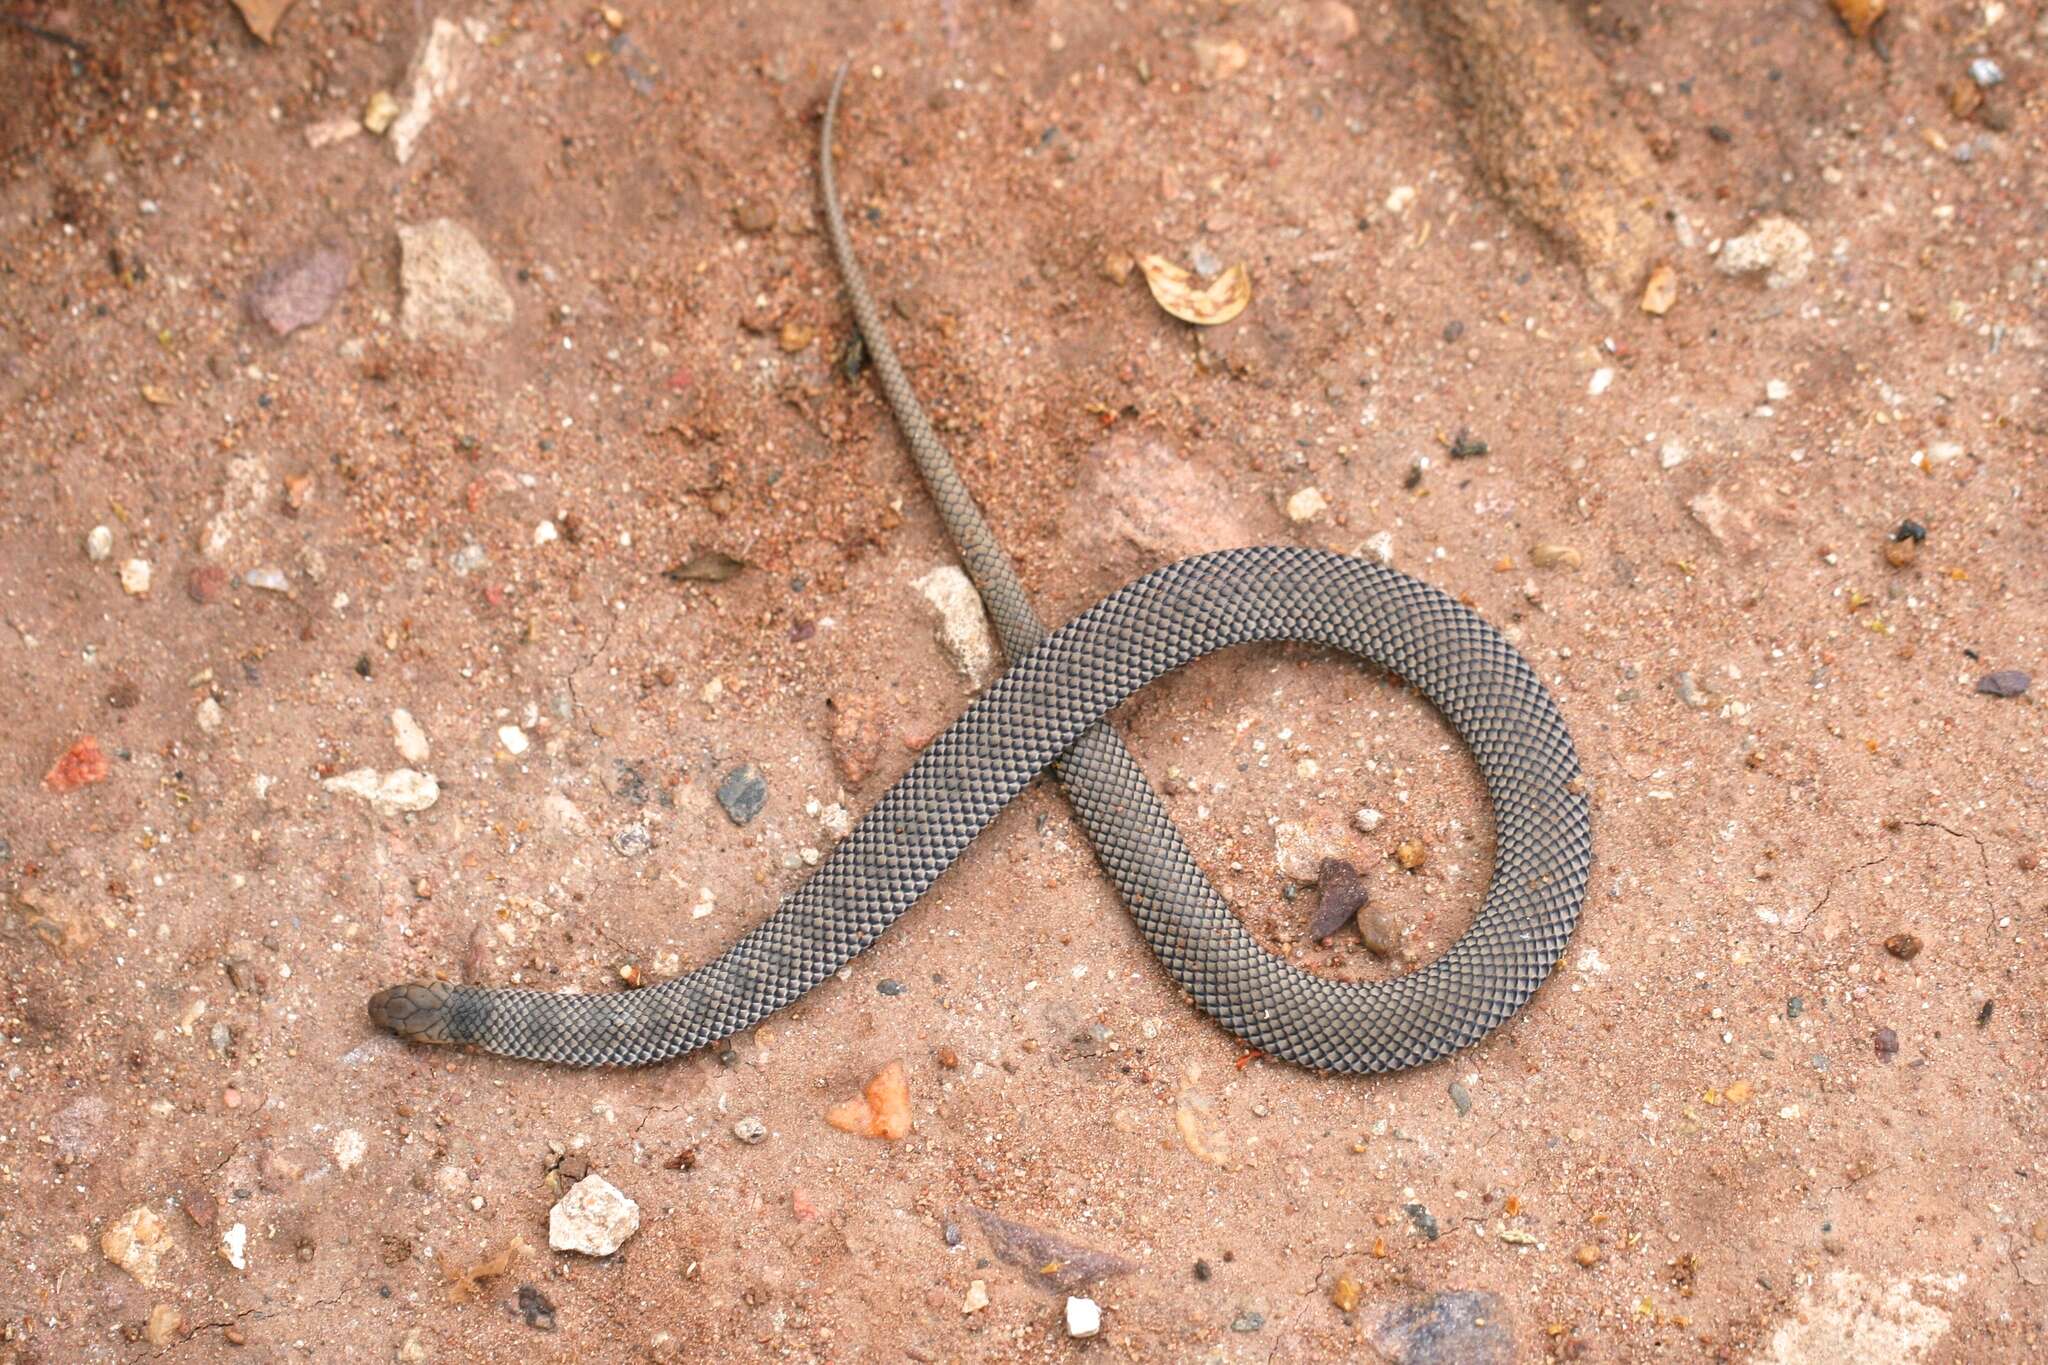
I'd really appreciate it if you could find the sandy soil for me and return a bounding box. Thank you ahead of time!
[2,1,2044,1360]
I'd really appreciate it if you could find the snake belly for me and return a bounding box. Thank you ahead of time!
[368,546,1592,1070]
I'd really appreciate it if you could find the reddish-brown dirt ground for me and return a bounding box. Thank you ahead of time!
[2,1,2044,1361]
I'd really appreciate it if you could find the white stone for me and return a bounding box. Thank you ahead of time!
[398,219,514,343]
[533,519,560,546]
[498,724,530,756]
[1384,185,1416,214]
[1765,378,1790,403]
[1066,1296,1102,1338]
[1659,440,1689,470]
[1362,530,1394,564]
[324,767,441,817]
[1588,367,1614,396]
[1354,807,1384,833]
[1717,216,1813,289]
[390,18,468,165]
[85,525,113,561]
[914,565,996,684]
[1274,821,1344,882]
[332,1128,367,1172]
[391,709,431,764]
[1284,486,1328,523]
[196,698,225,733]
[120,559,153,596]
[962,1280,990,1314]
[220,1222,248,1271]
[246,566,290,593]
[1758,1270,1960,1364]
[548,1173,641,1257]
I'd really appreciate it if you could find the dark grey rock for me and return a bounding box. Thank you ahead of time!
[1366,1290,1513,1365]
[717,764,767,825]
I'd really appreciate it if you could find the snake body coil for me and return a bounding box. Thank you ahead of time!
[366,69,1592,1073]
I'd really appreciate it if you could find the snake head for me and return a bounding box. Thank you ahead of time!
[367,982,457,1044]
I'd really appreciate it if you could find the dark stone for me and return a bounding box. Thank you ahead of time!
[517,1284,556,1331]
[1404,1203,1439,1241]
[245,244,351,338]
[1308,858,1369,940]
[1230,1312,1264,1333]
[1975,670,2030,698]
[972,1207,1136,1293]
[717,764,767,826]
[877,978,905,997]
[1367,1289,1513,1365]
[1873,1027,1899,1062]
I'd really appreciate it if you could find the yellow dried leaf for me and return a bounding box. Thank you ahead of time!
[440,1235,527,1303]
[1136,255,1251,327]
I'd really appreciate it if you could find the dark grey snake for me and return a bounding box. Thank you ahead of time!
[366,65,1592,1073]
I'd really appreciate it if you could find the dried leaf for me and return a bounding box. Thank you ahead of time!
[140,384,173,407]
[230,0,297,44]
[663,550,746,583]
[1137,255,1252,327]
[825,1059,911,1139]
[440,1235,527,1303]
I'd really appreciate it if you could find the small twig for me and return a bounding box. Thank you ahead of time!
[2,12,90,54]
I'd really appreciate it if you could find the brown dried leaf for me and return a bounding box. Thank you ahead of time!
[1136,255,1252,327]
[440,1235,527,1303]
[663,550,746,583]
[231,0,296,44]
[825,1059,911,1140]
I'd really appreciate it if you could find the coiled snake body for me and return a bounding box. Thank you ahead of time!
[366,67,1592,1072]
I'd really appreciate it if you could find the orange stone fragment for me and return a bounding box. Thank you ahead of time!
[43,736,112,793]
[826,1059,911,1140]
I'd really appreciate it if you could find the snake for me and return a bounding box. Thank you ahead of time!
[366,64,1592,1072]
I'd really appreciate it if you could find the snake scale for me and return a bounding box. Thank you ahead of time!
[366,65,1593,1072]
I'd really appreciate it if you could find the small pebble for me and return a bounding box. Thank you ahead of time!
[734,198,778,234]
[1873,1027,1899,1062]
[1230,1311,1265,1333]
[1659,440,1689,470]
[498,724,530,756]
[612,824,651,857]
[1354,807,1383,833]
[717,764,768,825]
[1892,519,1927,543]
[1285,486,1329,523]
[732,1116,767,1145]
[1676,671,1708,708]
[1394,839,1426,871]
[1065,1296,1102,1339]
[1404,1203,1440,1240]
[1968,57,2003,87]
[1575,1243,1603,1268]
[120,559,153,596]
[246,566,289,593]
[1448,1080,1473,1116]
[943,1222,962,1247]
[962,1280,990,1315]
[1331,1274,1364,1313]
[1357,904,1401,957]
[877,978,905,997]
[1884,539,1918,568]
[1975,670,2030,698]
[85,525,113,561]
[1883,932,1922,961]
